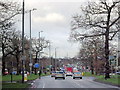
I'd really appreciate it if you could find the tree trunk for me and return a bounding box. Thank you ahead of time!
[16,55,19,75]
[105,31,110,79]
[2,43,5,75]
[2,57,5,75]
[91,60,94,74]
[104,10,111,79]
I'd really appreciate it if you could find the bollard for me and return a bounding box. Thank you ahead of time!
[82,72,84,76]
[24,74,27,81]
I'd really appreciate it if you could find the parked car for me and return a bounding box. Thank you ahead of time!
[51,71,56,77]
[55,71,65,79]
[73,72,82,79]
[4,69,8,75]
[12,71,17,75]
[116,71,120,75]
[66,72,73,77]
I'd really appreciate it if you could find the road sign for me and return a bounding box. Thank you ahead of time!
[34,63,40,68]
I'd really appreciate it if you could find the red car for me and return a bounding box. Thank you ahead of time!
[4,69,9,75]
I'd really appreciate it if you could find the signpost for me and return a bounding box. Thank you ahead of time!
[34,63,40,68]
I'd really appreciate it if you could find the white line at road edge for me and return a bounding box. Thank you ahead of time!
[42,79,45,88]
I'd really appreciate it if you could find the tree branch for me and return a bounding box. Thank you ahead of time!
[109,16,120,27]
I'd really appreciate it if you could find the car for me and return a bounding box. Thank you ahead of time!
[51,71,56,77]
[12,71,17,75]
[4,69,8,75]
[66,72,73,77]
[73,72,82,79]
[55,71,65,79]
[116,71,120,75]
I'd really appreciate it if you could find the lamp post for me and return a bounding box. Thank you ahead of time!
[55,47,58,71]
[55,48,56,71]
[29,8,37,75]
[39,31,43,78]
[48,42,52,72]
[21,0,25,83]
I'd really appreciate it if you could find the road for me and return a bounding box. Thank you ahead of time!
[31,76,119,89]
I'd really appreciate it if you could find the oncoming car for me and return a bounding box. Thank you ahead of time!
[73,72,82,79]
[55,71,65,79]
[51,71,56,77]
[66,72,73,77]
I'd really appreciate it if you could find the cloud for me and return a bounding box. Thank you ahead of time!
[33,13,65,23]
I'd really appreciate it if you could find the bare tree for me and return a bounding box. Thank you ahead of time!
[10,30,22,75]
[0,1,20,75]
[32,37,49,75]
[71,0,120,79]
[77,37,105,75]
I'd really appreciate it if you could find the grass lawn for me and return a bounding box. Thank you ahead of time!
[2,73,50,81]
[2,83,30,88]
[2,73,50,88]
[84,72,120,85]
[96,75,120,85]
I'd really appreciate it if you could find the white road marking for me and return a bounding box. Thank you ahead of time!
[42,79,45,88]
[31,83,33,85]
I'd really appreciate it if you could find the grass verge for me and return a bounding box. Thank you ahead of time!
[2,73,50,81]
[2,72,50,88]
[84,72,120,86]
[2,83,30,88]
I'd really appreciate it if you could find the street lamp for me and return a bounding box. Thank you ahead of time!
[21,0,25,83]
[55,47,59,71]
[29,8,37,75]
[39,31,43,78]
[48,41,52,72]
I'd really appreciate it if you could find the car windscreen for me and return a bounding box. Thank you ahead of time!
[57,72,64,74]
[74,72,81,74]
[52,72,56,73]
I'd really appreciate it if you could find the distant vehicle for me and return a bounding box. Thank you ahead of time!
[116,71,120,75]
[55,71,65,79]
[51,71,56,77]
[12,71,17,75]
[66,72,73,77]
[73,72,82,79]
[4,69,8,75]
[66,67,73,73]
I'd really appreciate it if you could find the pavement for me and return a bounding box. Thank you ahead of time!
[30,75,120,89]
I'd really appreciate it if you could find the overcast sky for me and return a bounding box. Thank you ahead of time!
[12,0,90,58]
[11,0,117,58]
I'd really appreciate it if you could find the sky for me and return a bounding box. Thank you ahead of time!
[10,0,118,58]
[12,0,90,58]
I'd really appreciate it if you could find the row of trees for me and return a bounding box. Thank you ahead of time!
[70,0,120,79]
[0,1,50,75]
[77,36,116,75]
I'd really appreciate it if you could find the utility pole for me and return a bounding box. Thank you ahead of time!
[22,0,25,83]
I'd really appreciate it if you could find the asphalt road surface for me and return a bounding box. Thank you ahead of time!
[31,76,120,90]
